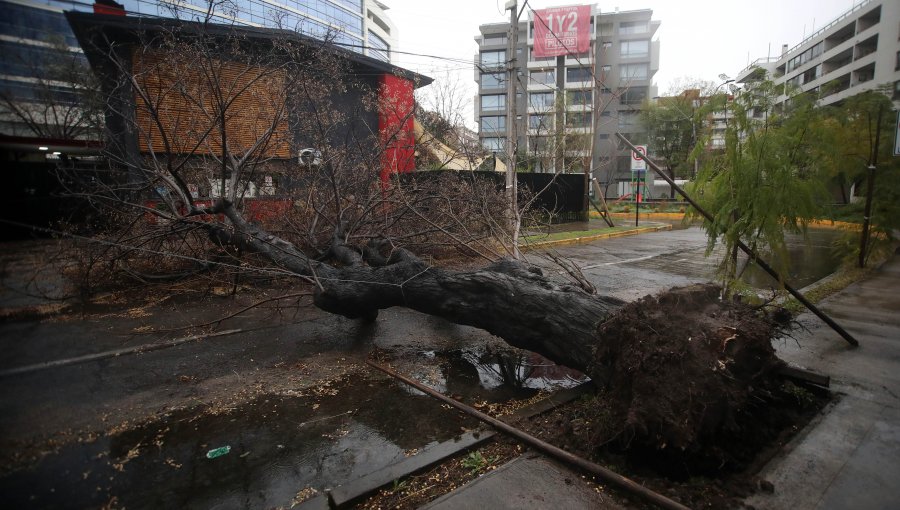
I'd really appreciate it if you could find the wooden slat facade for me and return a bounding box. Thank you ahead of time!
[132,49,291,159]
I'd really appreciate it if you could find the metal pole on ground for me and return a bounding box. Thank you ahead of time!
[367,360,691,510]
[616,132,859,347]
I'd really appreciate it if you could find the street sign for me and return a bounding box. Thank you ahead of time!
[631,145,647,171]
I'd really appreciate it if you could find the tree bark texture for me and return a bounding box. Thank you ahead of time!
[216,202,623,372]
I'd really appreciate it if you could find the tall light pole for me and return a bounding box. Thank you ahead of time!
[859,103,884,268]
[715,75,735,131]
[716,74,738,276]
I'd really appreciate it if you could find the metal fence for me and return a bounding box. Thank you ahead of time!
[403,170,588,221]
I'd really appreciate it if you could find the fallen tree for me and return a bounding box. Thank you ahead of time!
[217,200,785,460]
[64,11,788,467]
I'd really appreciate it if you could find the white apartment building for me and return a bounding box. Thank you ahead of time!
[735,0,900,107]
[474,6,660,194]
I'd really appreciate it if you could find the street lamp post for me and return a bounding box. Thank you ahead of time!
[715,74,738,276]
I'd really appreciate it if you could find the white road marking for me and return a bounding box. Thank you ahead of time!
[582,254,655,270]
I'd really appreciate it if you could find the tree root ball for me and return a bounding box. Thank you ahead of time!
[588,284,786,468]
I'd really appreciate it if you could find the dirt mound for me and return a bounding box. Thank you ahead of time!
[586,283,787,472]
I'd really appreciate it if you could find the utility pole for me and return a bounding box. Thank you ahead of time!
[505,0,520,257]
[859,103,884,268]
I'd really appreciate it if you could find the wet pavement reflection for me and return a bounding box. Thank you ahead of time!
[0,348,584,509]
[0,374,478,509]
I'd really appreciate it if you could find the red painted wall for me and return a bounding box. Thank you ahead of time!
[378,74,415,182]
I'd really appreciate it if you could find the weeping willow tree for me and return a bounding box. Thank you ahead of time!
[687,80,829,290]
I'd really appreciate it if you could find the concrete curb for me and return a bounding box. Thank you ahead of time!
[521,224,673,251]
[597,213,861,231]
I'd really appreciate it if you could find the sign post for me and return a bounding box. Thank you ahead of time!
[631,145,647,226]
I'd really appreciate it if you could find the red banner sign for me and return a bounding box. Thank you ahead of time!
[533,5,591,58]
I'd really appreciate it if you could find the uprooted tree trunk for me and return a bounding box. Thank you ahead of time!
[217,202,622,370]
[213,201,786,459]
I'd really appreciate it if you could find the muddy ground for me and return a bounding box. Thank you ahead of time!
[355,285,831,510]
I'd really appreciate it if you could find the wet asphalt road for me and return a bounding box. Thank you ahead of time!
[0,226,839,444]
[0,226,842,508]
[536,226,717,301]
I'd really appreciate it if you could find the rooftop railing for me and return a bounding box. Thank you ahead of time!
[737,0,874,78]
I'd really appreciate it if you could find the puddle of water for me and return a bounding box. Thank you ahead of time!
[740,229,841,289]
[408,348,588,403]
[0,375,479,509]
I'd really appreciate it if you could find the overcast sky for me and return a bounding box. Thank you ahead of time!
[383,0,864,126]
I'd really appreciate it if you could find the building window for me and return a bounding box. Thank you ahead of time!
[893,81,900,100]
[483,33,507,45]
[568,89,591,107]
[529,136,549,152]
[566,67,592,82]
[529,91,555,109]
[620,40,649,58]
[367,30,390,62]
[601,41,612,49]
[620,63,648,81]
[528,114,553,130]
[530,70,555,86]
[480,50,506,67]
[481,116,506,132]
[617,113,640,131]
[619,21,649,34]
[619,87,647,106]
[481,72,506,88]
[481,94,506,111]
[566,112,591,128]
[802,65,822,84]
[567,51,590,60]
[482,137,505,151]
[786,42,823,73]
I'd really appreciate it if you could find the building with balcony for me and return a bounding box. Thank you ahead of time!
[735,0,900,107]
[474,6,660,197]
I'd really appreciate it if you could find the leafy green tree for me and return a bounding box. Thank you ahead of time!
[820,89,900,265]
[640,92,698,198]
[688,80,830,288]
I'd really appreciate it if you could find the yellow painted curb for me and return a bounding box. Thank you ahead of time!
[604,212,686,220]
[808,219,861,231]
[595,212,861,231]
[521,224,673,251]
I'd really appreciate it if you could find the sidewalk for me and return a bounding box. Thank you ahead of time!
[421,250,900,510]
[746,249,900,509]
